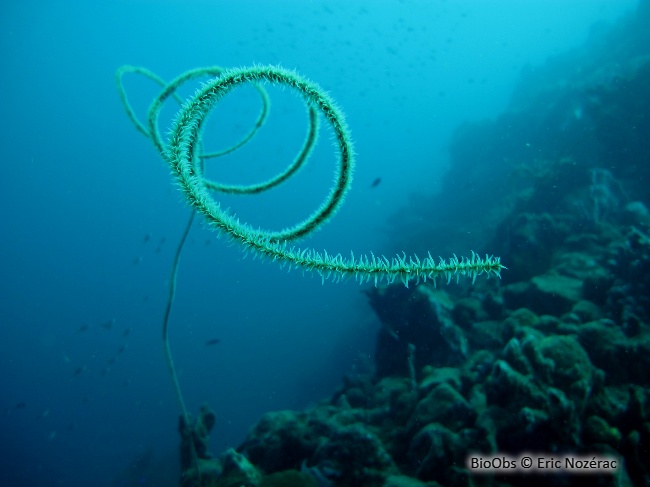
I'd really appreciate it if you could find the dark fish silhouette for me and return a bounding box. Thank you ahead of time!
[77,324,89,333]
[101,319,115,330]
[205,338,221,346]
[14,402,26,410]
[155,236,167,253]
[370,177,382,188]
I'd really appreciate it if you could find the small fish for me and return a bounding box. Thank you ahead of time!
[14,402,26,410]
[73,365,86,376]
[370,177,382,188]
[133,256,143,266]
[143,234,151,244]
[77,324,89,332]
[101,319,116,330]
[155,237,167,253]
[205,338,221,346]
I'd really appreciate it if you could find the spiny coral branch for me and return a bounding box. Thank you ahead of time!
[162,65,505,285]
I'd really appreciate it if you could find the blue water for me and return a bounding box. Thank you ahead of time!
[0,1,637,485]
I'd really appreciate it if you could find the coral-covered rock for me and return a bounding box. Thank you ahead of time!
[583,415,622,446]
[239,410,320,473]
[503,272,583,316]
[407,383,476,434]
[576,319,650,385]
[211,449,262,487]
[524,334,595,409]
[311,423,399,486]
[367,285,468,379]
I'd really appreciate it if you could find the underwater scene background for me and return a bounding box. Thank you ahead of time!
[1,1,648,486]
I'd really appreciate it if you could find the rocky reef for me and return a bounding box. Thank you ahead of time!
[178,2,650,486]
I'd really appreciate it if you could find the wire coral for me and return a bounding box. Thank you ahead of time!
[116,64,504,482]
[168,65,504,283]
